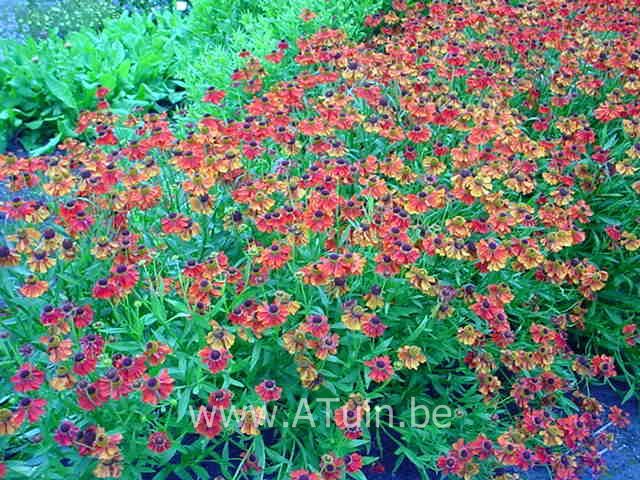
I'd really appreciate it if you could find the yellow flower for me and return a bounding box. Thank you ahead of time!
[240,407,265,436]
[397,346,427,370]
[457,325,483,346]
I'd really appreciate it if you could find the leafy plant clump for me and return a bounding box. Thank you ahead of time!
[0,1,639,480]
[0,10,187,154]
[14,0,172,39]
[0,0,384,156]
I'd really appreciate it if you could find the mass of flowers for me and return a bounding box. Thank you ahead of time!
[0,0,639,479]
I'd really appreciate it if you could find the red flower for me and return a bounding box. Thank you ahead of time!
[147,431,171,453]
[202,88,226,104]
[199,347,232,373]
[92,277,118,300]
[73,352,98,376]
[303,314,330,338]
[266,50,285,63]
[95,127,118,145]
[11,363,45,392]
[96,370,133,401]
[437,455,460,475]
[208,388,234,409]
[334,405,363,430]
[144,341,173,366]
[591,354,616,378]
[255,380,282,402]
[608,406,630,428]
[110,263,140,291]
[54,420,80,446]
[344,453,363,472]
[605,225,622,241]
[141,369,174,404]
[471,296,502,321]
[469,434,494,459]
[256,302,288,329]
[361,314,387,338]
[364,356,394,382]
[622,323,639,346]
[14,397,47,423]
[80,333,105,357]
[290,470,319,480]
[476,239,510,271]
[303,209,334,232]
[194,406,223,438]
[320,454,344,480]
[76,381,108,411]
[116,355,147,382]
[407,125,432,143]
[72,304,94,328]
[95,85,110,98]
[260,243,292,270]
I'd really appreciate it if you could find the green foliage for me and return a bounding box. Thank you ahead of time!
[15,0,172,39]
[0,10,187,153]
[15,0,121,39]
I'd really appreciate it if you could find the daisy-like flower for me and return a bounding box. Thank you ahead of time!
[194,405,223,439]
[95,368,133,401]
[208,388,233,409]
[364,356,394,383]
[202,87,225,104]
[116,355,147,383]
[0,408,22,435]
[591,354,616,378]
[141,369,174,404]
[0,245,20,267]
[290,469,319,480]
[72,304,94,328]
[344,453,363,472]
[26,250,56,273]
[19,276,49,298]
[199,347,232,373]
[13,397,47,424]
[110,264,139,291]
[92,277,117,300]
[320,453,344,480]
[80,333,105,357]
[11,363,45,392]
[397,345,427,370]
[144,341,173,366]
[303,314,330,338]
[53,420,80,446]
[255,379,282,402]
[361,314,387,338]
[476,239,510,271]
[259,242,291,270]
[608,406,630,428]
[256,302,288,329]
[239,406,265,435]
[73,352,98,376]
[147,431,171,453]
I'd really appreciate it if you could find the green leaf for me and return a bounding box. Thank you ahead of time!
[45,74,77,110]
[29,133,61,156]
[177,386,192,422]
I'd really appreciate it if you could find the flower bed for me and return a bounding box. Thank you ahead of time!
[0,1,639,479]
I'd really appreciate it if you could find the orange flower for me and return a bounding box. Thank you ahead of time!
[397,346,426,369]
[476,239,510,271]
[20,276,49,298]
